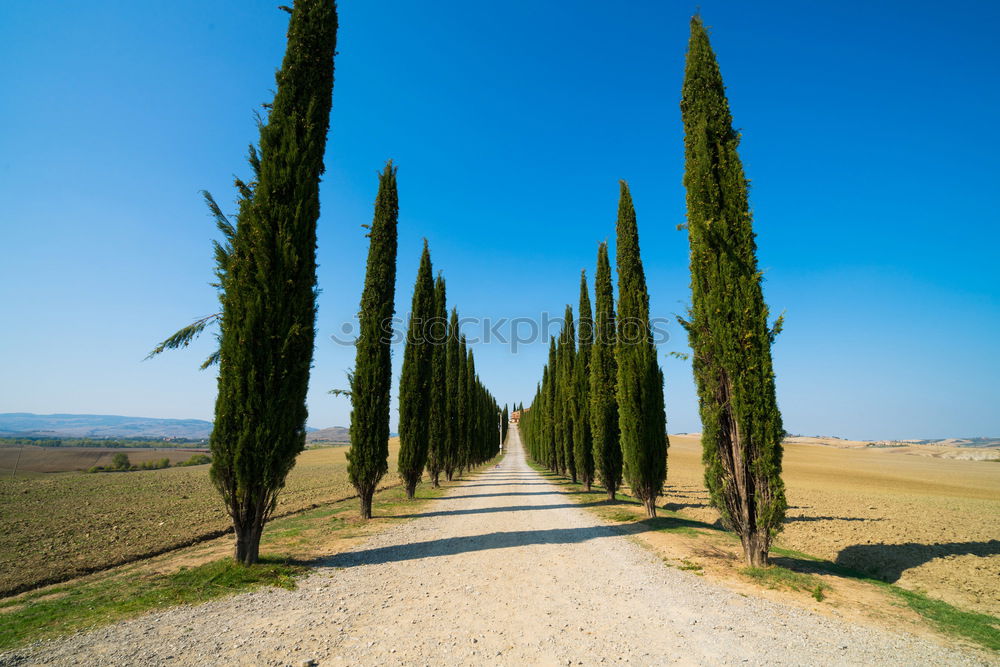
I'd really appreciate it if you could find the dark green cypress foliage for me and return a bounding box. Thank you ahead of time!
[501,404,509,445]
[463,343,476,473]
[558,305,577,481]
[545,336,559,471]
[397,241,435,499]
[574,270,595,490]
[425,274,448,487]
[457,335,470,476]
[615,181,667,518]
[208,0,337,564]
[347,161,399,520]
[444,308,460,481]
[680,16,787,566]
[590,242,621,501]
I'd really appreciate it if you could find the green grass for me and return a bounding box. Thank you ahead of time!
[531,455,1000,652]
[887,586,1000,652]
[0,460,489,652]
[678,559,703,573]
[769,547,1000,650]
[741,565,831,602]
[0,558,306,650]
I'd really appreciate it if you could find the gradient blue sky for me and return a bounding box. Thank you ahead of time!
[1,1,997,440]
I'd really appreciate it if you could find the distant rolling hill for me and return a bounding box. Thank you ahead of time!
[0,413,384,444]
[306,426,349,443]
[0,413,213,440]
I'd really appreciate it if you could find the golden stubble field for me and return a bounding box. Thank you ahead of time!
[664,435,1000,616]
[0,440,401,597]
[0,445,209,474]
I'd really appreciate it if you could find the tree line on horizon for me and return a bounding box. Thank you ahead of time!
[519,16,786,568]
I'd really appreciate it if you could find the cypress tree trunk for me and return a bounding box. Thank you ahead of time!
[444,309,460,481]
[398,241,435,499]
[680,16,787,567]
[425,275,448,487]
[347,162,399,520]
[574,270,595,491]
[590,243,622,501]
[209,0,337,565]
[615,181,667,519]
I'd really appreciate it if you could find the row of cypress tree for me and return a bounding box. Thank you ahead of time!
[347,165,504,516]
[521,16,787,566]
[520,182,666,518]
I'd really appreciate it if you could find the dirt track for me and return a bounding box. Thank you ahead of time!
[2,427,987,666]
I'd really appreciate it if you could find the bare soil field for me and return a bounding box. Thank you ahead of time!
[1,431,986,666]
[0,439,401,597]
[0,445,209,474]
[664,435,1000,616]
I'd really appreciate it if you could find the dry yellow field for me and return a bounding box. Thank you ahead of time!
[664,435,1000,616]
[0,445,210,474]
[0,440,401,597]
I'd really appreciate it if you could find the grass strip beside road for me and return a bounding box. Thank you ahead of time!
[0,456,500,652]
[527,461,1000,653]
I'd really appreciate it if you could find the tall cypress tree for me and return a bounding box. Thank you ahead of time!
[574,270,595,490]
[680,16,787,566]
[545,336,559,471]
[444,308,460,481]
[465,344,477,471]
[347,161,399,519]
[558,304,577,481]
[208,0,337,564]
[425,274,448,487]
[615,181,667,518]
[590,242,621,501]
[501,404,509,445]
[457,335,470,476]
[397,241,435,499]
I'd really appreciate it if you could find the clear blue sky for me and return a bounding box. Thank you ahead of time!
[1,1,997,440]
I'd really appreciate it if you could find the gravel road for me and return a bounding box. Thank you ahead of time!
[2,427,990,666]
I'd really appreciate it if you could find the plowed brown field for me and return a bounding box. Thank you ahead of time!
[0,441,400,597]
[664,435,1000,615]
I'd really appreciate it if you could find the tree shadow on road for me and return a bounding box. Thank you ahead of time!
[386,501,615,520]
[457,482,552,487]
[432,491,564,500]
[319,524,636,568]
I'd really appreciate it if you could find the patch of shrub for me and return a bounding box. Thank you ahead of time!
[176,454,211,467]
